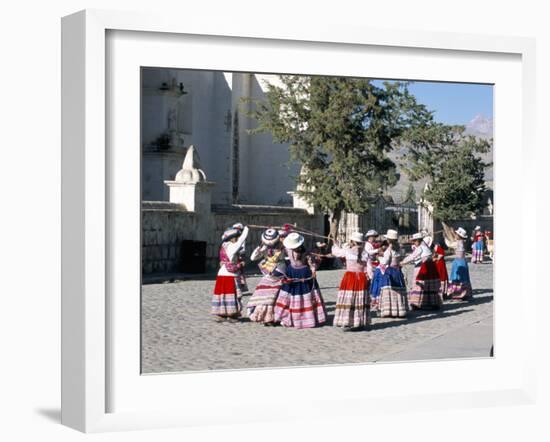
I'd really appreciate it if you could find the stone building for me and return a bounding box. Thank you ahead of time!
[141,68,298,206]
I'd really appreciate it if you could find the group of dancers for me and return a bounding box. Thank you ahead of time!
[471,225,493,264]
[211,222,474,331]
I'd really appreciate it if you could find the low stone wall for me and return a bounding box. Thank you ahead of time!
[211,205,324,263]
[142,202,200,274]
[142,202,323,275]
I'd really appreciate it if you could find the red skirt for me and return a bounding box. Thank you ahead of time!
[409,260,442,310]
[416,259,440,281]
[434,258,448,282]
[333,271,370,328]
[211,275,241,317]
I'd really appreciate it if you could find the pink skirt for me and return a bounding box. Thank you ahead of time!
[247,275,282,323]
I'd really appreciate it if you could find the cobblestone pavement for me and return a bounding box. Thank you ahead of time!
[141,260,494,373]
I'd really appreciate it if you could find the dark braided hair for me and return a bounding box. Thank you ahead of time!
[356,241,365,264]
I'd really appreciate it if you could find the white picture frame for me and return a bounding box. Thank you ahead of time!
[61,9,537,433]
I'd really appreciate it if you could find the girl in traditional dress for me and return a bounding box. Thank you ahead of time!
[368,241,386,312]
[231,222,250,296]
[331,232,370,331]
[211,225,249,322]
[247,229,286,325]
[471,226,484,264]
[274,232,327,328]
[364,229,380,280]
[401,233,442,310]
[373,229,408,318]
[447,227,473,300]
[433,243,449,301]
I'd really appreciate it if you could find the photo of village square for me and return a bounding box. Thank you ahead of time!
[140,68,494,373]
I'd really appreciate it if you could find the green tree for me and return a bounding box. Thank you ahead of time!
[245,75,432,239]
[402,124,492,221]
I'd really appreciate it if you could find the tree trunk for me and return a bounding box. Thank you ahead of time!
[328,210,342,244]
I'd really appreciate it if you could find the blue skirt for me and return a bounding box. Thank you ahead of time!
[473,240,484,251]
[449,258,471,283]
[370,266,406,299]
[274,265,326,328]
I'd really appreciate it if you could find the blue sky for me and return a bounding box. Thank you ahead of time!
[373,80,493,125]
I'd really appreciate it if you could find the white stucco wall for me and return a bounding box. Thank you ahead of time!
[141,68,233,205]
[243,74,299,205]
[141,69,298,206]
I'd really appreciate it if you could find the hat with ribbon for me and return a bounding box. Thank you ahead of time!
[261,228,280,246]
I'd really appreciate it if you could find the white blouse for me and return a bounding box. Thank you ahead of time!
[218,226,249,276]
[379,246,402,266]
[331,243,367,272]
[363,241,379,261]
[401,241,431,266]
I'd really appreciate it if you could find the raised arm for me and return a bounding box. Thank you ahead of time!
[331,243,347,258]
[250,245,266,261]
[225,226,249,261]
[401,246,421,265]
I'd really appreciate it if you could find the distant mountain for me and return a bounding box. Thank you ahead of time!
[465,114,493,139]
[386,114,494,201]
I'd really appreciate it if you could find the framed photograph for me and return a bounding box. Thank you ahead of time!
[61,9,537,433]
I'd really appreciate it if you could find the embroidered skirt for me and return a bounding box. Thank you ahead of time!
[333,271,370,328]
[246,275,282,323]
[211,275,242,317]
[447,258,472,300]
[408,260,442,310]
[274,265,326,329]
[376,266,408,318]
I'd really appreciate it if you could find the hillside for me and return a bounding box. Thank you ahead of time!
[386,114,494,203]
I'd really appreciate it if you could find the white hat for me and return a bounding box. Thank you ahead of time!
[423,235,433,248]
[221,228,240,242]
[232,223,244,231]
[283,232,305,250]
[455,227,468,239]
[365,229,378,237]
[411,232,424,241]
[349,232,364,243]
[474,225,481,231]
[383,229,398,240]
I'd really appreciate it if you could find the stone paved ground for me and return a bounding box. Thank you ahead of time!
[141,260,493,373]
